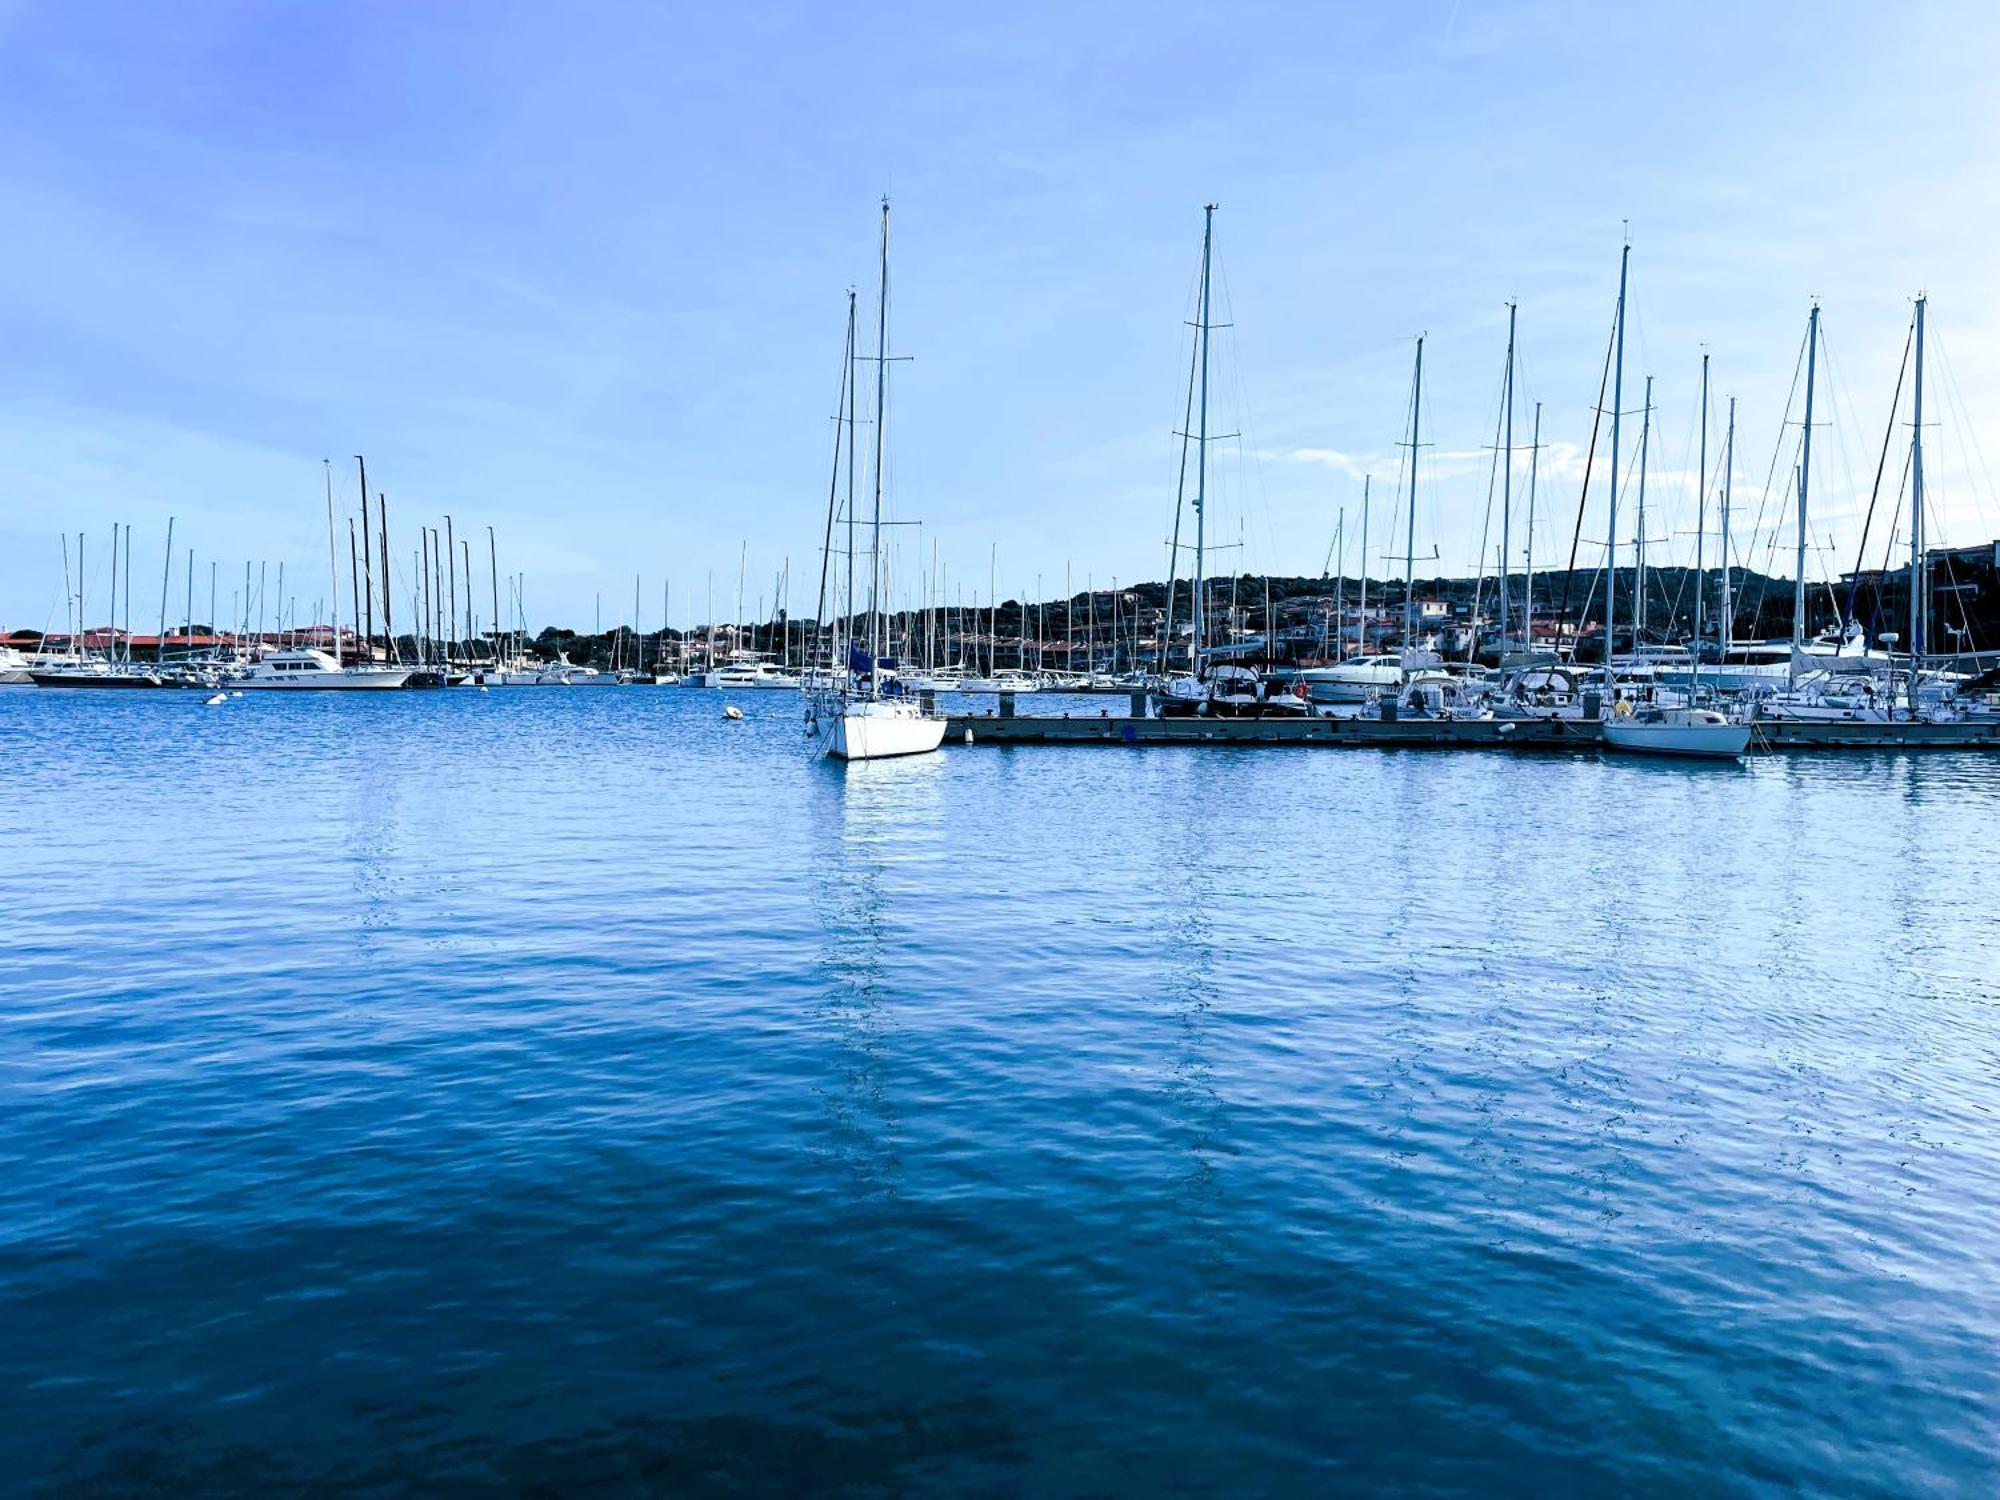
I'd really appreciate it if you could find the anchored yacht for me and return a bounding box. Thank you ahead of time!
[237,649,412,690]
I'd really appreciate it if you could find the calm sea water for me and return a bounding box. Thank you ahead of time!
[2,686,1997,1495]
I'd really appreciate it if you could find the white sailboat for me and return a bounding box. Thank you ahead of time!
[1602,701,1750,757]
[1595,251,1747,760]
[805,200,945,763]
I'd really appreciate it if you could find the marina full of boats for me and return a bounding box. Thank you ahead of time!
[13,211,2000,767]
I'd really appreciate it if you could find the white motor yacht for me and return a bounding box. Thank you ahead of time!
[237,649,412,690]
[707,659,801,690]
[1299,653,1406,704]
[903,665,970,693]
[958,668,1040,694]
[527,653,612,686]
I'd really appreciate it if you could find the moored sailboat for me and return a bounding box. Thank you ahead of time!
[1593,240,1747,759]
[805,200,945,763]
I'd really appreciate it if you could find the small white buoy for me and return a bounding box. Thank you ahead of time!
[724,704,744,721]
[230,690,243,698]
[204,693,227,706]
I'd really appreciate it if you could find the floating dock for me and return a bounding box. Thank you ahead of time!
[1745,717,2000,750]
[948,712,1596,749]
[945,710,2000,753]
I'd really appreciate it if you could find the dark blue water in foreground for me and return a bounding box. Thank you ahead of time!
[3,686,1997,1495]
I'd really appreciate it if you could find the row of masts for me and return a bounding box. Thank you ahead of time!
[1152,206,1944,689]
[34,226,1946,687]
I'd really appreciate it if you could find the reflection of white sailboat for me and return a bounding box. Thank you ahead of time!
[805,200,945,763]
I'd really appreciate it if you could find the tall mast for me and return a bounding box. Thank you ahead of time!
[1359,475,1370,648]
[420,529,432,666]
[1793,302,1820,674]
[377,493,394,660]
[108,523,118,663]
[348,520,361,659]
[1722,399,1736,665]
[1501,300,1515,646]
[157,517,175,666]
[1910,293,1927,710]
[1525,403,1540,650]
[1403,338,1423,650]
[868,197,892,685]
[1191,204,1216,670]
[1696,356,1712,696]
[843,291,858,676]
[122,524,132,663]
[445,515,458,662]
[488,527,500,663]
[1333,505,1344,659]
[1636,373,1652,641]
[1606,242,1628,692]
[1694,354,1709,693]
[324,460,340,664]
[358,459,374,659]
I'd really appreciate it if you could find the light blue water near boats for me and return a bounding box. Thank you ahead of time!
[2,686,1997,1495]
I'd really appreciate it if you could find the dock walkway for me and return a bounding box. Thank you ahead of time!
[944,711,2000,753]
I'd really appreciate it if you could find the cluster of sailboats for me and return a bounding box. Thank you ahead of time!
[1119,211,1989,760]
[15,206,1990,769]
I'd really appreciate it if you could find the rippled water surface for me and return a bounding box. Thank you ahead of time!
[3,687,1997,1494]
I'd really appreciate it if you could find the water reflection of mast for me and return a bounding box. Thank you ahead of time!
[803,766,941,1197]
[1160,821,1227,1244]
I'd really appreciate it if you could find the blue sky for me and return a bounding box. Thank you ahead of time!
[2,1,1996,633]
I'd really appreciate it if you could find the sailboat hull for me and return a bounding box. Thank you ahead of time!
[828,707,947,761]
[1601,719,1751,759]
[29,670,170,689]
